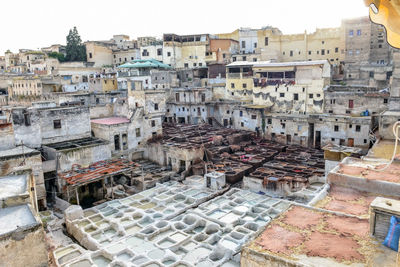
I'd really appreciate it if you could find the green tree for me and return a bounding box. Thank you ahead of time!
[65,27,87,62]
[48,52,66,62]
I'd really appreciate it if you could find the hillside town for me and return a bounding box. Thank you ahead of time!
[2,2,400,266]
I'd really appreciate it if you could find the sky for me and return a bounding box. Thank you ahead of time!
[1,0,369,54]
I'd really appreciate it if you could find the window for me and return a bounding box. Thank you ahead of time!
[316,94,321,97]
[349,30,354,36]
[356,125,361,132]
[89,53,93,58]
[167,52,171,57]
[369,71,374,78]
[254,43,257,48]
[240,111,243,117]
[114,135,120,151]
[349,99,354,108]
[232,57,236,62]
[308,51,311,55]
[231,83,235,89]
[241,122,244,127]
[122,133,128,150]
[175,93,180,102]
[23,113,31,126]
[309,94,313,98]
[193,63,197,67]
[241,41,246,48]
[349,124,353,128]
[384,98,388,104]
[243,83,247,88]
[242,56,246,61]
[348,50,353,55]
[53,119,61,129]
[290,50,293,57]
[226,110,230,114]
[335,47,339,53]
[251,115,257,120]
[253,58,257,62]
[321,49,325,55]
[282,123,285,129]
[267,118,272,124]
[280,93,285,97]
[157,48,162,56]
[294,93,299,100]
[334,125,339,132]
[151,120,156,127]
[265,37,269,46]
[297,125,302,131]
[154,103,159,110]
[184,63,189,68]
[357,29,362,36]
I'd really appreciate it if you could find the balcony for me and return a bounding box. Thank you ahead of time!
[253,78,295,88]
[227,73,241,79]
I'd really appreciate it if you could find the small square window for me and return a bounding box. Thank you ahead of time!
[53,119,61,129]
[309,94,313,99]
[280,93,285,97]
[356,125,361,132]
[251,115,257,120]
[334,125,339,132]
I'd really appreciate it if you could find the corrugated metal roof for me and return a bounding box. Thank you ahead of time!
[59,159,139,186]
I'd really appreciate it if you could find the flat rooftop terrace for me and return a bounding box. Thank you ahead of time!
[368,139,400,161]
[314,185,400,219]
[91,117,130,125]
[45,137,108,151]
[0,174,28,200]
[242,205,397,267]
[0,145,39,159]
[0,204,39,237]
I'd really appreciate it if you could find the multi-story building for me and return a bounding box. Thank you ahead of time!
[342,16,392,88]
[163,34,210,69]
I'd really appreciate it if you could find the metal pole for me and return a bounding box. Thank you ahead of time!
[75,187,80,205]
[111,176,114,199]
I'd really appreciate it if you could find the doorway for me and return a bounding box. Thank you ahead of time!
[286,134,292,144]
[315,131,321,148]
